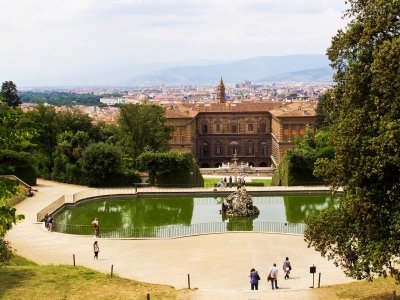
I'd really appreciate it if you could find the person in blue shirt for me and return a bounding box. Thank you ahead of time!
[249,268,260,290]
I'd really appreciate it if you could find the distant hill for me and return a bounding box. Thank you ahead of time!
[258,67,333,83]
[129,54,332,86]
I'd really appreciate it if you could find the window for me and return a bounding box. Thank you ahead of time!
[216,146,223,155]
[231,123,237,133]
[230,140,239,155]
[261,141,267,156]
[246,141,254,155]
[201,142,209,156]
[299,126,305,136]
[247,123,254,131]
[283,125,290,141]
[216,123,221,132]
[201,124,208,133]
[259,120,266,133]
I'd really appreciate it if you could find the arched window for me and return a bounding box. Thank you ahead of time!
[259,120,266,133]
[215,141,223,155]
[201,122,208,133]
[231,122,238,133]
[201,141,209,156]
[246,119,254,132]
[260,141,267,156]
[215,122,222,132]
[230,141,239,155]
[246,141,254,155]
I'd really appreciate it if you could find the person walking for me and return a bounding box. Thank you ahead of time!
[269,263,279,290]
[91,218,99,237]
[249,268,260,290]
[283,257,292,279]
[47,215,54,232]
[93,241,100,259]
[44,213,49,229]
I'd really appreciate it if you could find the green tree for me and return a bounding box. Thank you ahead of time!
[56,109,94,134]
[272,128,334,186]
[0,81,21,108]
[117,104,174,159]
[0,104,36,152]
[23,105,59,160]
[305,0,400,281]
[56,131,91,164]
[80,142,123,185]
[136,152,204,187]
[0,178,24,265]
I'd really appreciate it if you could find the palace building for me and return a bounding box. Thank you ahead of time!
[165,79,317,168]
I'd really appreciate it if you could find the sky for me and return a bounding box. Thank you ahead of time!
[0,0,347,86]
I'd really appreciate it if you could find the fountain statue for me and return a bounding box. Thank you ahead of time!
[221,186,260,217]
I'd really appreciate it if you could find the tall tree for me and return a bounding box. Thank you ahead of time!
[0,104,36,152]
[305,1,400,281]
[0,81,21,108]
[22,105,58,155]
[117,104,174,159]
[0,176,25,265]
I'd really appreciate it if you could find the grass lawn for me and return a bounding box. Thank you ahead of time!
[204,178,272,188]
[7,185,29,207]
[204,178,220,188]
[250,178,272,186]
[0,255,191,300]
[2,256,400,299]
[316,276,400,299]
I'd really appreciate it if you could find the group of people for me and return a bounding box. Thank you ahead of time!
[214,176,238,191]
[249,257,292,290]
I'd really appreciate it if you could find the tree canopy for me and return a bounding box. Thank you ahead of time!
[117,104,174,159]
[1,81,21,108]
[305,0,400,281]
[0,178,24,265]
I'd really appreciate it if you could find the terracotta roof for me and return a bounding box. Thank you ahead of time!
[175,102,283,113]
[270,102,317,118]
[165,108,198,119]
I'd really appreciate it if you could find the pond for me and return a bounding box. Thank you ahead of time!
[53,194,336,237]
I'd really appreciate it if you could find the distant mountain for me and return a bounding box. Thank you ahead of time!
[258,67,334,83]
[129,54,331,86]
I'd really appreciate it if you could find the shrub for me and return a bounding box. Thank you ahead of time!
[0,239,13,266]
[137,152,204,187]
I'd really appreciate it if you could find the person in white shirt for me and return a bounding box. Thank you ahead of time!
[269,263,279,290]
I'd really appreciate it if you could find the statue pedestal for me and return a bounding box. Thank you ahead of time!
[221,187,259,217]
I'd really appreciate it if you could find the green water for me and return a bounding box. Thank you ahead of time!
[54,194,336,228]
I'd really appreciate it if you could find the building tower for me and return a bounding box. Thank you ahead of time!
[216,77,226,103]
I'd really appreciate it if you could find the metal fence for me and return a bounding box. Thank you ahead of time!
[52,221,305,239]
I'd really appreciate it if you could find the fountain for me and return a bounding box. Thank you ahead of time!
[221,186,260,217]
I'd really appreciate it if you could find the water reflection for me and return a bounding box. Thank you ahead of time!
[56,197,194,228]
[283,195,337,223]
[55,194,336,230]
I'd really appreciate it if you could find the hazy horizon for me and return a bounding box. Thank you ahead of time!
[0,0,346,86]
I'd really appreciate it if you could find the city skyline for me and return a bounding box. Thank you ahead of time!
[1,0,347,86]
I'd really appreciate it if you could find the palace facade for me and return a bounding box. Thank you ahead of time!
[165,79,317,168]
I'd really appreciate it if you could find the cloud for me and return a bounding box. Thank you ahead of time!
[0,0,347,86]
